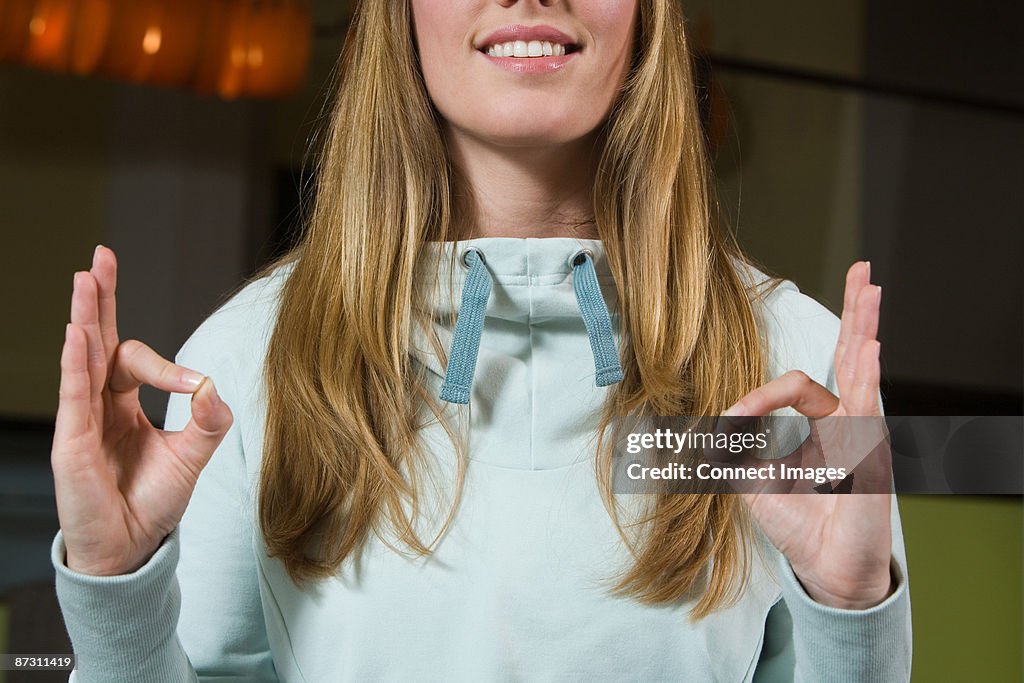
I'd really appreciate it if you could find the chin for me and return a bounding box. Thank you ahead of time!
[471,118,593,148]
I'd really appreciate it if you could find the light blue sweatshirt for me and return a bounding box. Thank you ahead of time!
[51,237,912,682]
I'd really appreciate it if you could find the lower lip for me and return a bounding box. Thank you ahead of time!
[477,49,580,74]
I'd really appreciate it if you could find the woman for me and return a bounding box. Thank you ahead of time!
[50,1,911,681]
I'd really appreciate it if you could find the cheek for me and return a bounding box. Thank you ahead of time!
[587,0,638,29]
[558,2,637,124]
[411,0,476,113]
[587,0,638,77]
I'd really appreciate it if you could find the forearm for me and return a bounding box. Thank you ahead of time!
[52,527,199,683]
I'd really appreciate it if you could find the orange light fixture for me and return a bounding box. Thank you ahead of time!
[99,0,207,86]
[243,0,311,98]
[69,0,112,74]
[1,0,311,99]
[21,0,76,70]
[0,0,36,63]
[195,0,311,100]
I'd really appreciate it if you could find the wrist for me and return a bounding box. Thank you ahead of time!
[65,547,153,577]
[797,561,897,610]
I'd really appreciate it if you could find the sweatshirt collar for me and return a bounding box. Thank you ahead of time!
[415,237,617,323]
[411,237,623,469]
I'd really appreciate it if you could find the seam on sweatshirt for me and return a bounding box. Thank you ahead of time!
[253,550,310,683]
[527,247,536,470]
[494,276,618,287]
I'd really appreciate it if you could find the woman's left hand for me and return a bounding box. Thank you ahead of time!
[723,261,895,610]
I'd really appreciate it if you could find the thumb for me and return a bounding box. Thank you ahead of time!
[173,377,234,472]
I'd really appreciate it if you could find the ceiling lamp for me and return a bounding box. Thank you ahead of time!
[0,0,35,63]
[99,0,206,86]
[0,0,312,99]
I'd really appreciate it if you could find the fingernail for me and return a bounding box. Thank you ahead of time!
[93,244,102,261]
[864,261,871,280]
[206,381,222,407]
[182,370,206,389]
[723,402,747,417]
[65,323,72,340]
[875,285,882,303]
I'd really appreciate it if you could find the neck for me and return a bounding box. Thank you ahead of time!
[444,125,602,240]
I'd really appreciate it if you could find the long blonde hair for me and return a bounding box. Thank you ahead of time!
[248,0,769,620]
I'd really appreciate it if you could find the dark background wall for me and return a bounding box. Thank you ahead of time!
[863,0,1023,405]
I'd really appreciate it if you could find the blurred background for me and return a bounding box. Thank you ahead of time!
[0,0,1021,681]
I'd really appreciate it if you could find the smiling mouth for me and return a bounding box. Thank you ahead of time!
[478,40,582,58]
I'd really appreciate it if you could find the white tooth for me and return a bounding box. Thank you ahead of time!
[488,39,569,58]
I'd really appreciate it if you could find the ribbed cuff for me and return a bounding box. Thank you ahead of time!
[777,552,912,682]
[51,527,195,683]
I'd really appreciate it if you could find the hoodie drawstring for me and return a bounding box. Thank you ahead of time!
[439,246,623,405]
[439,247,492,404]
[569,249,625,387]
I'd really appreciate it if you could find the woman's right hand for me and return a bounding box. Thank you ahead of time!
[51,245,234,576]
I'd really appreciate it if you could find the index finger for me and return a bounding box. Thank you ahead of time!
[90,245,120,382]
[724,370,840,419]
[53,324,92,445]
[834,261,871,396]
